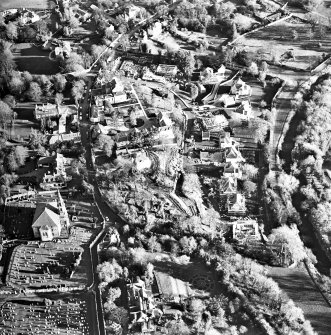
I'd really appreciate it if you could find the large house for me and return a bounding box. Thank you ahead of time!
[32,191,69,241]
[34,103,78,120]
[39,153,72,190]
[232,219,259,241]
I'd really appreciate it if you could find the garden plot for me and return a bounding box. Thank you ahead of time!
[239,18,331,70]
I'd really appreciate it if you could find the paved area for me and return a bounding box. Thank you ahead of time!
[268,266,331,335]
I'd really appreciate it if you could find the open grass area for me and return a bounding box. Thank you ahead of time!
[12,44,60,75]
[239,18,331,71]
[0,0,53,10]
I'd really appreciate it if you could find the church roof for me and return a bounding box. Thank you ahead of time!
[32,203,61,229]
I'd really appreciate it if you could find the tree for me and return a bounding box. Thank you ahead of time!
[97,259,123,284]
[34,20,49,35]
[55,93,64,105]
[6,22,18,40]
[268,225,307,263]
[5,151,18,172]
[14,146,28,166]
[3,95,16,108]
[105,304,128,328]
[26,82,42,102]
[242,163,258,179]
[68,17,80,29]
[190,84,199,100]
[242,180,257,195]
[9,73,25,96]
[53,74,67,92]
[37,75,53,97]
[147,236,162,252]
[176,50,195,77]
[166,320,190,335]
[0,100,13,126]
[103,142,114,157]
[71,79,85,105]
[179,236,197,254]
[105,287,121,304]
[19,26,37,41]
[63,53,85,73]
[248,61,259,76]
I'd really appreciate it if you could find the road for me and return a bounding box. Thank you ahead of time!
[268,266,331,335]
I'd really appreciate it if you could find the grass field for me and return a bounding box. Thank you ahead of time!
[239,18,331,71]
[0,0,53,10]
[12,43,60,75]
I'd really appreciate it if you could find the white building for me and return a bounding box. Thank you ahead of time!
[32,191,69,241]
[232,219,259,241]
[227,193,246,215]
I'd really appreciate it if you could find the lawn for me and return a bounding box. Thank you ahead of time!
[0,0,53,10]
[12,43,60,75]
[238,18,331,71]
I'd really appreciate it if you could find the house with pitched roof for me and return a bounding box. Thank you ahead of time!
[224,146,244,164]
[223,161,242,179]
[219,176,237,195]
[227,193,246,215]
[32,191,69,241]
[219,132,240,149]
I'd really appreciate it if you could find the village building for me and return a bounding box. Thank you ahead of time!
[142,69,167,84]
[219,176,237,195]
[54,41,71,58]
[31,191,69,241]
[227,193,246,215]
[219,132,240,149]
[34,103,78,120]
[127,278,159,333]
[232,100,253,119]
[73,7,91,22]
[231,78,252,97]
[223,161,243,179]
[147,21,163,38]
[232,219,260,241]
[155,64,178,77]
[18,9,40,24]
[39,153,72,190]
[124,4,143,21]
[218,94,236,107]
[224,145,245,164]
[154,271,193,303]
